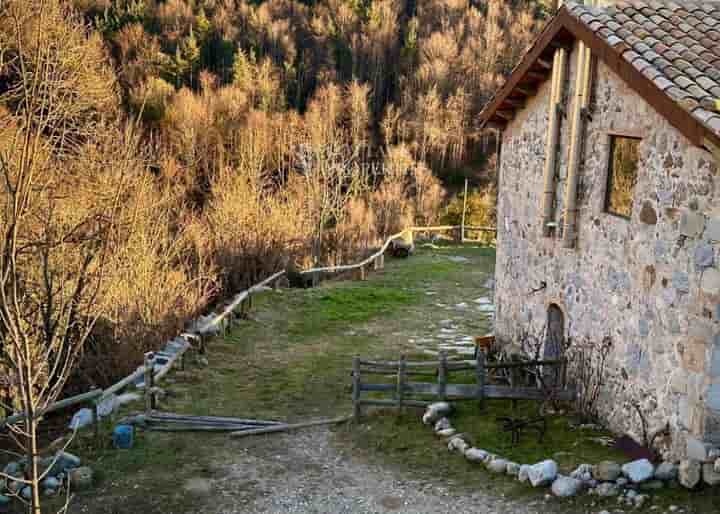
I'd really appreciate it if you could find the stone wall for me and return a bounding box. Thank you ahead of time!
[494,41,720,458]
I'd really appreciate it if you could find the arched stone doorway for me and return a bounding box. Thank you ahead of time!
[544,304,565,386]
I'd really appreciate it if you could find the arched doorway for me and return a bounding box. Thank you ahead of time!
[544,304,565,386]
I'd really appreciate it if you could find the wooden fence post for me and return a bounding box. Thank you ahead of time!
[359,264,366,281]
[461,178,468,243]
[438,351,448,401]
[476,350,486,412]
[144,353,155,414]
[396,355,406,416]
[352,357,361,421]
[379,253,385,269]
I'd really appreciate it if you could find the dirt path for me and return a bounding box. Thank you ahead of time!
[207,428,543,514]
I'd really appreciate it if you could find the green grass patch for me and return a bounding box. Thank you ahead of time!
[288,285,417,337]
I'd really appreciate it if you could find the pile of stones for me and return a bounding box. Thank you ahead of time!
[422,402,720,500]
[0,451,93,508]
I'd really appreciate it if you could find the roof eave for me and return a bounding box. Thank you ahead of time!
[478,8,720,152]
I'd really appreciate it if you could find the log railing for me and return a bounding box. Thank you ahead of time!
[0,224,496,439]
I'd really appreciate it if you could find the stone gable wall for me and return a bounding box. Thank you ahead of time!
[494,42,720,458]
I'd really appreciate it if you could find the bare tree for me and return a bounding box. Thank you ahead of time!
[0,1,127,511]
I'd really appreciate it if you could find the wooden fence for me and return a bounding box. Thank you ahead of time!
[351,350,574,420]
[0,224,496,439]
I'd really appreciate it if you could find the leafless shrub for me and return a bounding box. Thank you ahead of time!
[566,336,613,423]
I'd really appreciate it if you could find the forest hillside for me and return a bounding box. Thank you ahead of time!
[0,0,547,390]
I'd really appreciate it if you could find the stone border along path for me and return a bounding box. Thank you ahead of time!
[422,402,720,509]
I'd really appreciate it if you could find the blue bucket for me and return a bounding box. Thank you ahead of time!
[113,424,134,449]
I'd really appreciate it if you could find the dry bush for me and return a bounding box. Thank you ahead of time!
[129,76,176,122]
[412,161,445,226]
[333,197,378,265]
[203,165,310,291]
[113,22,165,90]
[441,185,497,244]
[371,145,415,238]
[0,0,119,151]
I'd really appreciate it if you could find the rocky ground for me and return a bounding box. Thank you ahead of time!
[206,427,545,514]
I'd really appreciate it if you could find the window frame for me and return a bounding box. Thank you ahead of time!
[603,132,642,220]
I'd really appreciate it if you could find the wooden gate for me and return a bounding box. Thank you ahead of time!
[351,351,574,420]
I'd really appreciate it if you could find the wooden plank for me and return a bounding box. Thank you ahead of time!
[101,367,145,399]
[229,416,351,438]
[1,389,103,428]
[352,357,361,420]
[438,351,448,401]
[359,359,440,369]
[149,412,283,426]
[484,385,575,401]
[359,383,396,392]
[358,399,430,408]
[476,351,486,411]
[396,355,406,415]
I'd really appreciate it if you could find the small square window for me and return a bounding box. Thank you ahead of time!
[605,135,640,218]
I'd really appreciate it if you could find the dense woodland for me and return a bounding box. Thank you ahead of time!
[0,0,546,393]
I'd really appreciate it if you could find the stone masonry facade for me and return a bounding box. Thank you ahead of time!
[494,41,720,459]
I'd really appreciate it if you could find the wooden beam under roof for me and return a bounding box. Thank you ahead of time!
[501,98,525,108]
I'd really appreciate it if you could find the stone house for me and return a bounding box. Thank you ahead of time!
[478,1,720,459]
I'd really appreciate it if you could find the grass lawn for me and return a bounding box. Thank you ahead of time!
[21,243,719,513]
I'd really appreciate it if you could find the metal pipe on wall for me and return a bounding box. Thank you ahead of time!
[540,47,568,237]
[562,1,597,248]
[562,41,593,249]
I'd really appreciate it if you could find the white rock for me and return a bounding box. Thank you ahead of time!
[570,463,593,480]
[679,459,701,489]
[464,448,488,463]
[621,459,654,483]
[654,461,678,481]
[422,402,452,425]
[447,436,469,454]
[702,462,720,486]
[518,465,531,483]
[506,462,520,476]
[434,418,451,432]
[487,458,508,474]
[596,482,620,497]
[715,457,720,473]
[528,460,558,487]
[551,476,583,497]
[436,428,456,438]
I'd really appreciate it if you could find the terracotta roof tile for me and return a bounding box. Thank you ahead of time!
[566,1,720,139]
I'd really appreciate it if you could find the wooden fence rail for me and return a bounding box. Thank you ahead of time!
[1,223,496,441]
[351,351,574,420]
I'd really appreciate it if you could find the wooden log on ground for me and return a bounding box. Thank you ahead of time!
[229,416,351,438]
[149,412,283,426]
